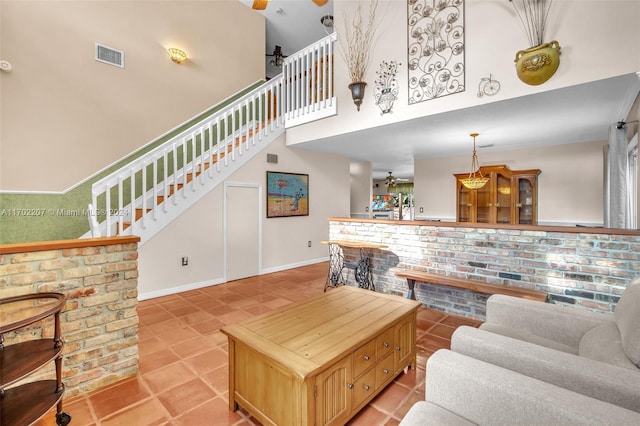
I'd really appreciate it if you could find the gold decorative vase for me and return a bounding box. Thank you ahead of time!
[514,40,561,86]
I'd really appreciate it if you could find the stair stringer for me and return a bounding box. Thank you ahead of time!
[85,124,284,245]
[139,128,282,245]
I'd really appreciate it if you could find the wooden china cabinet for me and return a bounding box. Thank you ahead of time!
[454,164,541,225]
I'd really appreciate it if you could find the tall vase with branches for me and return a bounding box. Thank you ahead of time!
[509,0,553,47]
[338,0,380,111]
[509,0,561,86]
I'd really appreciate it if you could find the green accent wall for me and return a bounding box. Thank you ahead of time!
[0,81,264,244]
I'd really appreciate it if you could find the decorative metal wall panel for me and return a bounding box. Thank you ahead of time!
[407,0,465,104]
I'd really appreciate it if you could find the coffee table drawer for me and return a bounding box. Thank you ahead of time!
[353,340,376,378]
[352,368,376,408]
[375,353,395,389]
[376,327,394,359]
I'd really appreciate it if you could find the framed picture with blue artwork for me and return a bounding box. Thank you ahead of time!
[266,171,309,218]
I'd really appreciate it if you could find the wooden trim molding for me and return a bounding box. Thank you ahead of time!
[0,236,141,255]
[328,217,640,236]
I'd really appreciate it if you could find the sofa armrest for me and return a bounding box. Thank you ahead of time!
[425,349,640,425]
[484,294,612,348]
[451,326,640,413]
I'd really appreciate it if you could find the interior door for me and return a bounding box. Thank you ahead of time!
[226,184,261,281]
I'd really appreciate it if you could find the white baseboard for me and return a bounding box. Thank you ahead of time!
[261,257,328,274]
[138,278,225,301]
[138,257,329,301]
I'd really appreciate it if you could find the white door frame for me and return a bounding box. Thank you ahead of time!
[223,182,263,281]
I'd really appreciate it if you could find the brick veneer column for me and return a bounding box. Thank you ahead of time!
[0,236,140,397]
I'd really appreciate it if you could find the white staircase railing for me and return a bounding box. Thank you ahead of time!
[284,32,337,128]
[88,34,337,244]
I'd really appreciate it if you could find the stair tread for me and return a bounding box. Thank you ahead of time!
[108,115,280,237]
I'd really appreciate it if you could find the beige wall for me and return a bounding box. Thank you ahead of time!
[0,1,264,191]
[350,161,372,217]
[138,135,350,298]
[287,0,640,146]
[413,140,606,225]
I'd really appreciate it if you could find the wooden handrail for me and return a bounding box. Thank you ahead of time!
[0,236,140,255]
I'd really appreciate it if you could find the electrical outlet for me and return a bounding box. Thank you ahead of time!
[181,256,188,266]
[308,241,312,247]
[365,206,369,212]
[419,207,424,213]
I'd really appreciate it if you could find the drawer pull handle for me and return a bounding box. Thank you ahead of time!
[348,383,354,389]
[383,369,389,374]
[363,355,370,361]
[396,346,401,351]
[364,385,370,391]
[383,342,390,348]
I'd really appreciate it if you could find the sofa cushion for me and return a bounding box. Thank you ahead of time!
[479,323,578,354]
[579,321,638,370]
[399,401,475,426]
[615,278,640,367]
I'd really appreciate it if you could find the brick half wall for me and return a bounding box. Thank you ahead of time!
[329,219,640,320]
[0,236,140,397]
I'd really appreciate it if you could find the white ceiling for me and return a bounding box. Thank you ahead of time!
[239,0,335,79]
[299,73,640,180]
[239,1,640,181]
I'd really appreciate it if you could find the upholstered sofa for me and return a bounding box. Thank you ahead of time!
[399,349,640,425]
[452,278,640,412]
[401,279,640,424]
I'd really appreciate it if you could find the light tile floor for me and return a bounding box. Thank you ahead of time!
[37,262,481,426]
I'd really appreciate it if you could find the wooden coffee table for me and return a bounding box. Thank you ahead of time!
[221,286,421,426]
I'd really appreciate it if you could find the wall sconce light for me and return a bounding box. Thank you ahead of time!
[0,60,13,73]
[167,48,187,64]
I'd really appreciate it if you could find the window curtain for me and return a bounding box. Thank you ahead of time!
[389,182,414,194]
[628,144,638,228]
[604,124,628,228]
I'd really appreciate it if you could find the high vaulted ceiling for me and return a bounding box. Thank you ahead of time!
[240,1,640,181]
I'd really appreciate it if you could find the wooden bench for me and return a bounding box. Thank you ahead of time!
[396,270,547,302]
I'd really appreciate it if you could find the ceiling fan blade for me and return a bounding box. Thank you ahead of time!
[252,0,269,10]
[312,0,329,6]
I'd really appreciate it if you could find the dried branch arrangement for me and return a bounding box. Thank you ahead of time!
[509,0,554,47]
[338,0,380,82]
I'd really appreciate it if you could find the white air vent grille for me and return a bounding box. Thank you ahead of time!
[95,43,124,68]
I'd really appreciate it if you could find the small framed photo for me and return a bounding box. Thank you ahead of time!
[266,171,309,218]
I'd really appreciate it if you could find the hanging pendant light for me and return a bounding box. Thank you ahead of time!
[460,133,489,190]
[385,172,397,188]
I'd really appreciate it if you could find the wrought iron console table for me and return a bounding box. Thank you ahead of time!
[321,240,387,291]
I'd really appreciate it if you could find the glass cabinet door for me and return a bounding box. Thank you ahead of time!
[517,178,535,224]
[458,185,472,222]
[475,182,491,223]
[495,174,512,224]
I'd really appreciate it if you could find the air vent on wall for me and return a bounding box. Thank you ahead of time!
[95,43,124,68]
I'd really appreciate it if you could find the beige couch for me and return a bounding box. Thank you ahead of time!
[452,278,640,412]
[401,279,640,424]
[400,349,640,425]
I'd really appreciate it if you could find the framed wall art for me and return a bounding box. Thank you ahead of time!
[266,171,309,218]
[407,0,465,104]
